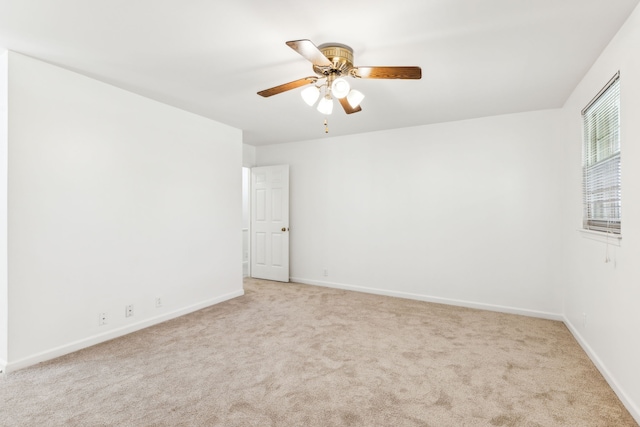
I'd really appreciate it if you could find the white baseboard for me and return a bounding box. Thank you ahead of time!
[563,317,640,425]
[2,289,244,374]
[291,277,563,321]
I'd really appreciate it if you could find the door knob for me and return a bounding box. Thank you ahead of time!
[281,227,288,232]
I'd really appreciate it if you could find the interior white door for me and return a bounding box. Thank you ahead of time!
[251,165,289,282]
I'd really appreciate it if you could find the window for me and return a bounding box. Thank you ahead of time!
[582,72,621,234]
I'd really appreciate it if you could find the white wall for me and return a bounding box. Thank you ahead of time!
[241,144,257,278]
[256,109,565,318]
[560,3,640,419]
[242,167,250,277]
[4,52,243,371]
[0,51,7,369]
[243,143,256,167]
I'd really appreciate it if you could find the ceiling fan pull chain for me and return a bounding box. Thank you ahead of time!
[324,118,329,133]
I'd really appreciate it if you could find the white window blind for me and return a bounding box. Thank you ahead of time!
[582,72,621,234]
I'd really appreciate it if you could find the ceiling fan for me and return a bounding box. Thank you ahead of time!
[257,39,422,118]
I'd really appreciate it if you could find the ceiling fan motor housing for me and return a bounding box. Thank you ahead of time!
[314,43,354,76]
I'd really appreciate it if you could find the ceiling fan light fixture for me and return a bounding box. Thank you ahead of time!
[317,96,333,115]
[331,77,350,99]
[347,90,365,108]
[301,85,320,106]
[258,39,422,123]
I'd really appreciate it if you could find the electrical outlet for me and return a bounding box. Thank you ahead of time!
[323,269,328,277]
[98,312,108,326]
[125,304,134,318]
[582,312,587,328]
[155,297,162,308]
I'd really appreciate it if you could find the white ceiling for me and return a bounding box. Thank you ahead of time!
[0,0,638,146]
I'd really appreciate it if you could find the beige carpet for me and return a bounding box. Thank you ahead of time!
[0,278,636,426]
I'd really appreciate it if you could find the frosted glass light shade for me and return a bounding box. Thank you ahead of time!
[301,86,320,106]
[347,90,365,108]
[317,97,334,115]
[331,78,350,99]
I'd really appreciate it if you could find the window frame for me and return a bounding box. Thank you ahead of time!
[581,72,621,236]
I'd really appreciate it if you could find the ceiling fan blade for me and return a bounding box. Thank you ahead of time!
[339,97,362,114]
[352,66,422,79]
[257,76,318,97]
[286,39,332,67]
